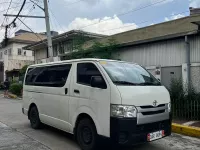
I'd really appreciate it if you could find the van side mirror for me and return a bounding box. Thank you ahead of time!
[91,76,107,89]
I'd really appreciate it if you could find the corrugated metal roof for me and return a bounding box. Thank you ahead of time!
[83,14,200,49]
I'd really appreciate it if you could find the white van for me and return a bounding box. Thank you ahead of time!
[22,59,171,150]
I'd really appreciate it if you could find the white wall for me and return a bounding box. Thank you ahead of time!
[12,43,34,58]
[35,48,47,60]
[0,44,13,61]
[182,63,200,92]
[114,35,200,68]
[114,38,186,67]
[0,42,35,80]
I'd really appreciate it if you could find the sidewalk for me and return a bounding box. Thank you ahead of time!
[173,120,200,128]
[172,120,200,138]
[0,122,50,150]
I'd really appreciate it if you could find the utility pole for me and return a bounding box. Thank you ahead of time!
[43,0,53,62]
[4,0,54,62]
[4,25,8,46]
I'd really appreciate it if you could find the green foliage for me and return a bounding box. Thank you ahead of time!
[11,78,18,84]
[61,38,118,60]
[20,65,29,76]
[168,78,185,102]
[169,78,200,120]
[9,83,23,96]
[0,82,4,90]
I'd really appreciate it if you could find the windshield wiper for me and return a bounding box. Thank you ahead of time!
[113,81,138,86]
[138,82,161,86]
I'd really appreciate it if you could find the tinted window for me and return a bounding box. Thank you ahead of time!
[25,67,43,85]
[77,63,102,86]
[25,64,72,87]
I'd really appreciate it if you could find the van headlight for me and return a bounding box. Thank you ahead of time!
[168,102,171,112]
[111,105,137,118]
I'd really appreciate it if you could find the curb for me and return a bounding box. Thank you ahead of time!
[172,123,200,138]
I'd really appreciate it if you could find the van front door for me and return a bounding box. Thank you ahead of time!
[69,62,111,137]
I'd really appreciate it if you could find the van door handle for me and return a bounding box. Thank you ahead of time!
[74,89,80,94]
[65,88,68,94]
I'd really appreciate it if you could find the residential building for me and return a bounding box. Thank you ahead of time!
[40,31,59,37]
[24,30,106,64]
[0,31,46,81]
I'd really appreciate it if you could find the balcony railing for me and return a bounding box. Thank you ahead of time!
[35,56,60,64]
[8,55,34,61]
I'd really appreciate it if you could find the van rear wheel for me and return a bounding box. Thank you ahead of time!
[29,106,42,129]
[76,118,98,150]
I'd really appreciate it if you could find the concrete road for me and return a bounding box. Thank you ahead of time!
[0,97,200,150]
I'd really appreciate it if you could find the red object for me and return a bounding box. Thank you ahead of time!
[162,130,165,136]
[147,133,150,141]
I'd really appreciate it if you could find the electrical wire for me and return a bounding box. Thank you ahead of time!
[100,10,189,33]
[7,0,27,28]
[8,4,35,37]
[0,4,29,13]
[77,0,173,30]
[18,17,47,45]
[0,1,23,5]
[49,8,65,33]
[64,0,85,7]
[1,0,13,26]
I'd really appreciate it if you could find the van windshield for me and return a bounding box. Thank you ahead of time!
[100,61,160,86]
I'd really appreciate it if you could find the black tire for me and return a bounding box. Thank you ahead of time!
[29,106,42,129]
[76,118,98,150]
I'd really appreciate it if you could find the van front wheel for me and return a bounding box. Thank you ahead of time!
[29,106,41,129]
[76,118,97,150]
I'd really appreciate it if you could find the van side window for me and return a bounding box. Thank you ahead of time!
[77,63,103,86]
[25,64,72,87]
[25,67,43,85]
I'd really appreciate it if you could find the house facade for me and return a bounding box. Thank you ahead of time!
[24,30,107,64]
[0,31,46,81]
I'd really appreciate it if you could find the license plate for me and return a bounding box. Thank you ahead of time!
[147,130,164,141]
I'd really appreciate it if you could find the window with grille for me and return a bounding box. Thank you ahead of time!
[18,48,22,55]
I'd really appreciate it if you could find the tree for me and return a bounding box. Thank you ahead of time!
[20,65,29,76]
[61,38,118,60]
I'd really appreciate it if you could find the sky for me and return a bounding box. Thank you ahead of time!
[0,0,200,41]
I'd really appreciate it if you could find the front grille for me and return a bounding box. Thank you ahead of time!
[141,109,165,115]
[140,104,165,109]
[135,120,169,133]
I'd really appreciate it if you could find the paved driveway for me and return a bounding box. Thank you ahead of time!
[0,97,199,150]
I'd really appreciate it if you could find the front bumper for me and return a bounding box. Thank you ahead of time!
[110,116,172,145]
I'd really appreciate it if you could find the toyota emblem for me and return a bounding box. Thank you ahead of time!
[153,100,158,107]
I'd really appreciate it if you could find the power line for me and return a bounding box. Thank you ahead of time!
[8,4,35,37]
[0,4,27,13]
[64,0,86,7]
[17,17,47,45]
[7,0,27,28]
[0,1,23,5]
[1,0,13,26]
[49,8,65,32]
[100,10,189,33]
[77,0,173,30]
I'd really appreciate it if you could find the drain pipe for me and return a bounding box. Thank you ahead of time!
[185,35,191,90]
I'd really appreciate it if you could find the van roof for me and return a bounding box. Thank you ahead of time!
[29,58,135,67]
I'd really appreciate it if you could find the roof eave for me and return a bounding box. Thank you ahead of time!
[23,30,107,50]
[119,30,199,48]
